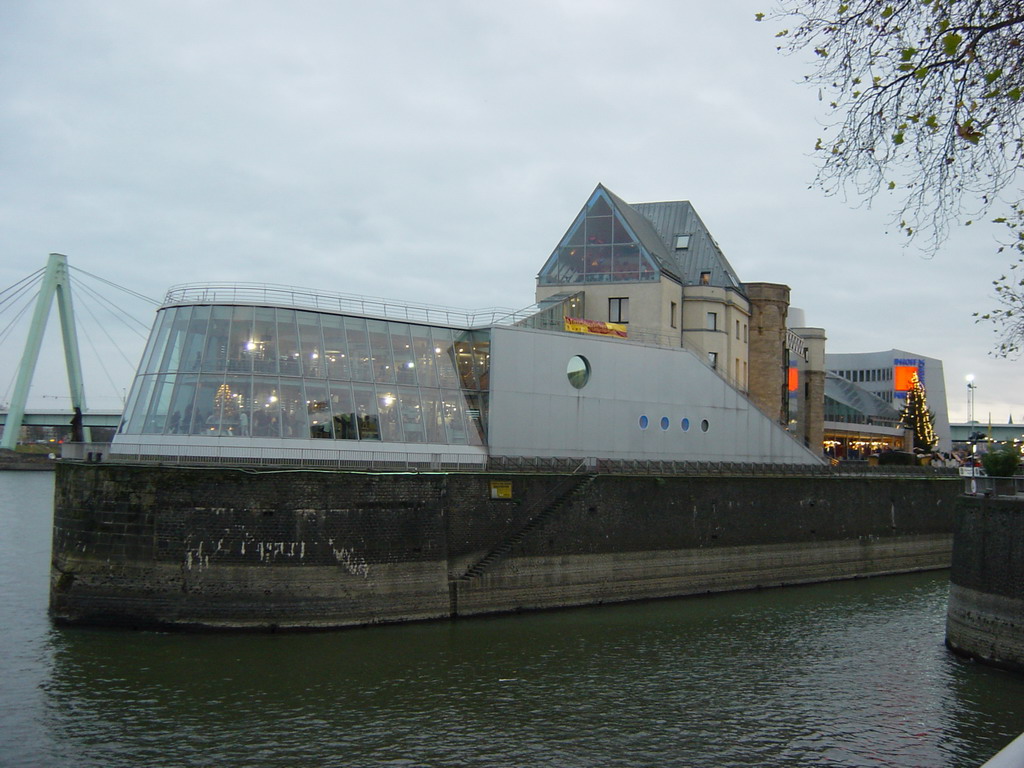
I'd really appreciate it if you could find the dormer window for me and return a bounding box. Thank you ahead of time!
[674,234,691,250]
[700,271,711,285]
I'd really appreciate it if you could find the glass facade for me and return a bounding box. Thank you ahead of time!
[120,305,490,446]
[538,190,660,285]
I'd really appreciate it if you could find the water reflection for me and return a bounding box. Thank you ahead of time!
[35,576,1024,768]
[4,472,1024,767]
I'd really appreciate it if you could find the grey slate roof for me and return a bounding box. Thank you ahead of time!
[629,198,744,291]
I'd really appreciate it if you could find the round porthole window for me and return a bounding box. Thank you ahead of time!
[681,418,690,432]
[639,415,649,429]
[567,355,591,389]
[701,419,710,432]
[660,417,670,430]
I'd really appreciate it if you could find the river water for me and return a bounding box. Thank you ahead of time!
[2,470,1023,768]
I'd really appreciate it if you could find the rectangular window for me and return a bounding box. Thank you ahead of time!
[675,234,691,250]
[743,323,748,343]
[700,271,711,285]
[706,311,718,331]
[670,301,678,329]
[736,319,741,339]
[609,297,629,324]
[708,351,718,369]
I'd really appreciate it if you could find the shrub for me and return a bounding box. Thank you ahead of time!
[981,446,1021,477]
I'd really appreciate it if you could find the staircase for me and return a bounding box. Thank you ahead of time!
[456,472,596,582]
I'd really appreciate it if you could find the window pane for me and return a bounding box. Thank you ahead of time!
[352,384,380,440]
[411,325,438,388]
[150,307,192,374]
[589,195,612,216]
[140,309,172,375]
[376,387,403,442]
[397,386,424,443]
[141,375,176,434]
[277,379,304,438]
[304,380,332,438]
[201,306,232,373]
[367,319,395,384]
[224,375,252,437]
[252,308,279,374]
[123,375,156,434]
[612,245,640,279]
[342,317,371,382]
[586,215,612,245]
[226,306,255,374]
[433,328,460,388]
[419,388,445,443]
[296,311,325,378]
[321,315,350,380]
[191,374,225,435]
[166,374,198,435]
[440,389,468,445]
[464,393,487,446]
[390,323,417,385]
[276,309,301,377]
[209,376,248,437]
[252,378,282,437]
[181,305,210,373]
[585,245,612,276]
[329,382,358,440]
[612,216,632,244]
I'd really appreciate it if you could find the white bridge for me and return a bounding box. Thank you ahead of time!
[1,253,155,448]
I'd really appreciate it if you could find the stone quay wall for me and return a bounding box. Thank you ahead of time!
[946,494,1024,672]
[50,462,959,631]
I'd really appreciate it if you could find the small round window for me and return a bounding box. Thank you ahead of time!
[660,417,670,430]
[567,355,591,389]
[701,419,710,432]
[681,418,690,432]
[639,415,649,429]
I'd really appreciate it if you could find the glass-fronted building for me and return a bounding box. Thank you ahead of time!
[116,285,518,464]
[112,281,825,467]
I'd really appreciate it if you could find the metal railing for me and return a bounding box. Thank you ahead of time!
[61,443,965,477]
[161,282,540,329]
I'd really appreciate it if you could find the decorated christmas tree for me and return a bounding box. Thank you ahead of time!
[900,371,937,452]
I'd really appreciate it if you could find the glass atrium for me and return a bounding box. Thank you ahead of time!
[119,304,490,446]
[538,190,661,285]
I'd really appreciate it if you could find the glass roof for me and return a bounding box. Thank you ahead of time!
[538,188,661,286]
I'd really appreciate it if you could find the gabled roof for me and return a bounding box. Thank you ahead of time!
[538,184,748,291]
[629,199,744,290]
[599,186,680,282]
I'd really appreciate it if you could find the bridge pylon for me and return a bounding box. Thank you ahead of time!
[1,253,91,450]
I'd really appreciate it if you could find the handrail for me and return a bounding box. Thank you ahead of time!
[161,282,541,329]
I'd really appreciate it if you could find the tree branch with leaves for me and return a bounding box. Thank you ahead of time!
[764,0,1024,355]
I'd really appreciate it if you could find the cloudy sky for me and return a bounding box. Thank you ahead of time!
[1,0,1019,422]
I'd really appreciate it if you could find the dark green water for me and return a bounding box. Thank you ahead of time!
[2,471,1023,767]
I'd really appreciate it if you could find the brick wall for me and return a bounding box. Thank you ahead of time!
[51,463,959,630]
[947,495,1024,672]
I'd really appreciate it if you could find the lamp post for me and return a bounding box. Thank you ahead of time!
[966,374,976,425]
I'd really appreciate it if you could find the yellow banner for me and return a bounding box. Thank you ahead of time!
[564,316,627,338]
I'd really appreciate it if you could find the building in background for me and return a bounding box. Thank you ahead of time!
[824,349,950,456]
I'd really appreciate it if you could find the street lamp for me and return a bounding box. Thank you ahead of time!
[966,374,976,424]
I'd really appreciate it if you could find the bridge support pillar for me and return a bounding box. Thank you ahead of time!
[1,253,91,451]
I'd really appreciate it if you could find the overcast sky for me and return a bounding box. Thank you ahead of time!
[1,0,1019,423]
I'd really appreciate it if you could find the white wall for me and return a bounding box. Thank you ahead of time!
[486,325,823,464]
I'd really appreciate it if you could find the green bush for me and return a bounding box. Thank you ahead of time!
[981,446,1021,477]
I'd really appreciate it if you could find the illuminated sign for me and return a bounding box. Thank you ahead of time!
[564,316,627,338]
[788,367,799,392]
[893,358,925,392]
